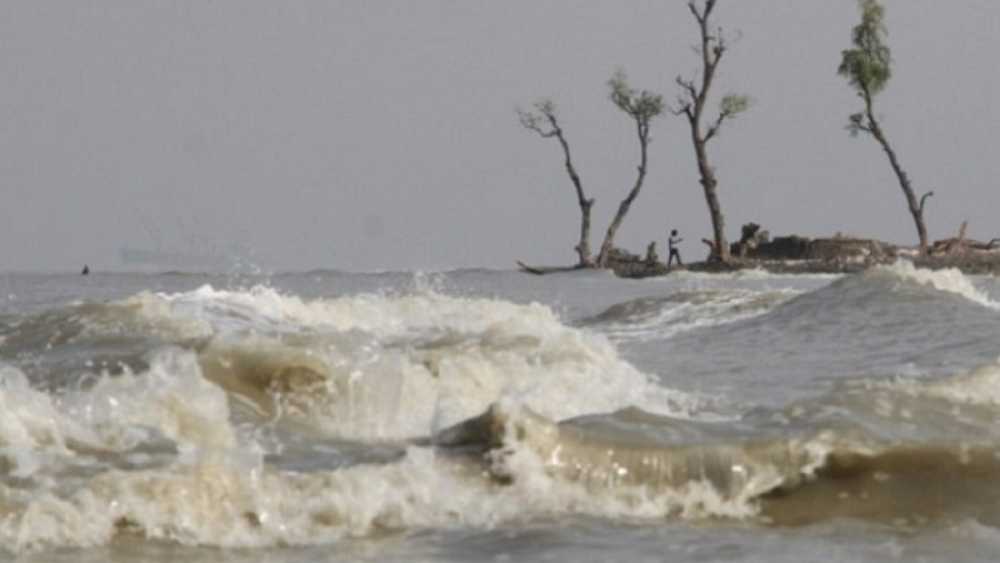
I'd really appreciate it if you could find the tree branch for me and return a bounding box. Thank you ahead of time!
[704,0,718,20]
[688,0,717,25]
[919,190,934,214]
[675,76,697,101]
[687,1,705,25]
[516,107,559,138]
[704,111,728,143]
[676,0,739,263]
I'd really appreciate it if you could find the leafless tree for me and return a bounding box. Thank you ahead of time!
[519,70,663,269]
[674,0,750,263]
[518,100,595,267]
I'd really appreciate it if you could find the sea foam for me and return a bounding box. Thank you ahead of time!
[132,285,714,440]
[869,260,998,309]
[583,289,799,342]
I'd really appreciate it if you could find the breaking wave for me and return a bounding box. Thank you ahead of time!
[436,395,1000,529]
[7,357,1000,552]
[579,289,798,342]
[175,286,706,438]
[3,285,710,440]
[5,270,1000,555]
[865,260,999,309]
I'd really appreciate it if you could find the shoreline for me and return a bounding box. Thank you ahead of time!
[632,253,1000,277]
[556,234,1000,278]
[519,255,1000,279]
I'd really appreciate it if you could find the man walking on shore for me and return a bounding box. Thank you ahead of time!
[668,229,683,268]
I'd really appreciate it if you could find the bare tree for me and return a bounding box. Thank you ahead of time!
[595,69,665,267]
[517,100,595,267]
[674,0,750,263]
[839,0,932,255]
[518,70,663,269]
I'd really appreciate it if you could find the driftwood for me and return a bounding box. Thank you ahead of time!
[730,223,770,258]
[966,239,1000,251]
[701,238,717,258]
[930,221,1000,255]
[518,244,669,278]
[516,261,583,275]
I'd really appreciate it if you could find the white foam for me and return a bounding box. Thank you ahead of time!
[117,285,715,440]
[0,432,788,553]
[669,269,843,283]
[116,292,214,339]
[595,289,799,343]
[60,351,237,452]
[483,401,768,520]
[870,260,998,309]
[198,313,705,441]
[155,284,571,338]
[0,379,818,555]
[0,351,239,483]
[491,437,764,521]
[0,367,65,451]
[48,294,217,343]
[872,361,1000,407]
[0,443,616,551]
[0,366,73,478]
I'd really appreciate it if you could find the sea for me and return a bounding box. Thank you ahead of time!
[2,261,1000,562]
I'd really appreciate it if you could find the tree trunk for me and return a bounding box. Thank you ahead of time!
[595,195,635,267]
[695,140,729,262]
[576,198,595,267]
[554,130,595,267]
[596,122,649,267]
[867,107,929,255]
[676,0,733,264]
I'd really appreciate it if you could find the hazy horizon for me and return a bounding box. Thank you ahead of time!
[3,1,999,273]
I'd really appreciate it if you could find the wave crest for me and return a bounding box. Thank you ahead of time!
[865,260,998,309]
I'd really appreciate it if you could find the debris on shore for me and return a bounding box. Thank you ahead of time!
[519,222,1000,278]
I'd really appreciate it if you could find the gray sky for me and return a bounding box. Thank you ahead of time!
[2,1,999,272]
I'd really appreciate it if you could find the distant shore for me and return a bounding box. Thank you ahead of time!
[522,235,1000,278]
[677,253,1000,277]
[595,231,1000,278]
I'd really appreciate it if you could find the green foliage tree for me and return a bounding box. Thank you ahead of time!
[596,69,665,267]
[839,0,933,255]
[674,0,750,263]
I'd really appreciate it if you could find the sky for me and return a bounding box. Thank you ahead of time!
[2,1,999,272]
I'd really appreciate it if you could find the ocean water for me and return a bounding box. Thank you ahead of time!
[2,262,1000,562]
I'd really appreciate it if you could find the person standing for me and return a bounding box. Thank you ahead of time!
[668,230,683,267]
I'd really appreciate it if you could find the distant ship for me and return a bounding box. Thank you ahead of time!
[117,211,246,272]
[118,247,224,271]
